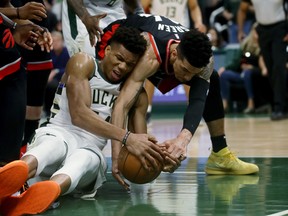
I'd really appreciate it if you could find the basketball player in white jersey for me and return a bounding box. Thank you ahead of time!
[0,27,163,215]
[141,0,206,122]
[62,0,144,57]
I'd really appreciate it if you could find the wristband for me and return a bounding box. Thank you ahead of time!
[122,131,131,145]
[0,12,18,30]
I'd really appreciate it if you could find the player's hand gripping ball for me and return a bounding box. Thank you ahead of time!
[118,146,162,184]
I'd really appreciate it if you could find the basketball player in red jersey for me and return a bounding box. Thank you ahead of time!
[0,4,52,167]
[97,14,259,190]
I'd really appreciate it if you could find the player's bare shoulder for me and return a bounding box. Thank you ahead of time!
[64,52,95,79]
[75,52,94,61]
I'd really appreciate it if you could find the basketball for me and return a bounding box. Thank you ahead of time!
[118,146,162,184]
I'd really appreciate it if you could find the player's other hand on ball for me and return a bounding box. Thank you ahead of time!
[148,134,157,144]
[159,143,186,173]
[158,134,188,173]
[161,151,181,173]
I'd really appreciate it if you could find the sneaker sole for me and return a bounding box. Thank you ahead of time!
[205,167,259,175]
[1,181,60,216]
[0,160,28,200]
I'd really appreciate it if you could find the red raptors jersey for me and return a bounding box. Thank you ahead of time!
[97,14,190,94]
[0,17,21,80]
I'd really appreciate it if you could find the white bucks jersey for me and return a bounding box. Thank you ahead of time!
[89,61,120,122]
[49,59,120,132]
[150,0,190,28]
[83,0,126,29]
[62,0,126,57]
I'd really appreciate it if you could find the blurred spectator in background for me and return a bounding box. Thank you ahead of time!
[218,23,267,113]
[222,0,255,43]
[202,0,223,28]
[43,0,59,31]
[207,0,254,44]
[43,30,70,118]
[207,26,227,50]
[238,0,288,120]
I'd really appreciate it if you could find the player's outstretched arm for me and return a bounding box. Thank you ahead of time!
[127,87,149,133]
[111,43,164,189]
[111,76,163,190]
[161,75,210,172]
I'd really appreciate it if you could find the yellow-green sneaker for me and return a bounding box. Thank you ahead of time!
[205,147,259,175]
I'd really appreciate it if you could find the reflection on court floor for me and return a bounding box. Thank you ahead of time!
[39,117,288,216]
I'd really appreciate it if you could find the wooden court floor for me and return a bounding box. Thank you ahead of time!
[38,116,288,216]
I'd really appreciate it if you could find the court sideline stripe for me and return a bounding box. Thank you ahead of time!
[107,171,205,174]
[267,210,288,216]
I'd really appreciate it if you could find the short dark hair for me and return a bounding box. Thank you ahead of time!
[108,27,147,57]
[178,29,212,68]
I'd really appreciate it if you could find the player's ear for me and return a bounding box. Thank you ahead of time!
[171,47,178,59]
[104,45,111,56]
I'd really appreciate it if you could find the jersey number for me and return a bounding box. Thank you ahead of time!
[166,7,176,18]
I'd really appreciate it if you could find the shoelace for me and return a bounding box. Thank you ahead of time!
[20,181,29,194]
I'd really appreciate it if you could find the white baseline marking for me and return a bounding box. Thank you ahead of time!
[267,210,288,216]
